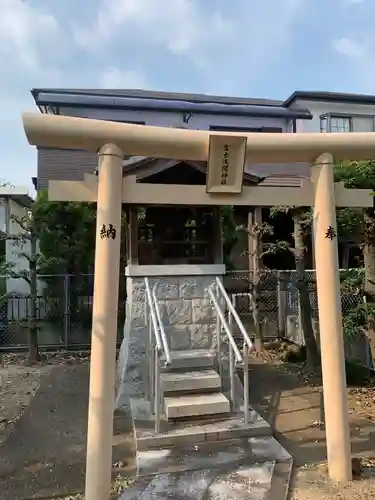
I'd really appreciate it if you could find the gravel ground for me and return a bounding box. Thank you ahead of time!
[291,461,375,500]
[0,351,91,448]
[3,345,375,499]
[0,351,135,500]
[0,361,51,447]
[249,341,375,500]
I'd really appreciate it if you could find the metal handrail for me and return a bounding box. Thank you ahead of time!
[215,278,253,349]
[211,278,252,425]
[144,278,173,433]
[144,278,162,352]
[144,278,164,433]
[152,284,172,365]
[208,288,243,363]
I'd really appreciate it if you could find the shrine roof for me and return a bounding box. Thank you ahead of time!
[122,157,264,184]
[121,157,307,187]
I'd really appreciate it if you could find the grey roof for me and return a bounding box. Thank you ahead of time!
[285,90,375,106]
[31,88,283,107]
[31,89,312,119]
[32,88,375,113]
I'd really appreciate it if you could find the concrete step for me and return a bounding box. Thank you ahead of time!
[121,461,278,499]
[135,435,292,479]
[164,392,230,420]
[161,369,221,394]
[161,349,216,371]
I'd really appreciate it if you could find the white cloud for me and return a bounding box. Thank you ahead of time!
[344,0,365,5]
[332,35,375,93]
[100,67,150,88]
[0,0,61,72]
[74,0,233,68]
[74,0,307,93]
[333,37,367,59]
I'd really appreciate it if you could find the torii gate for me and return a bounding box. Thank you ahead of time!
[22,112,375,499]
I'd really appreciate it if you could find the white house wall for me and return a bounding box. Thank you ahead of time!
[59,106,290,131]
[294,99,375,133]
[5,199,46,320]
[37,106,299,189]
[0,202,6,234]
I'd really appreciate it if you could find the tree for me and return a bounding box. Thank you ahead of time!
[33,189,97,276]
[336,207,363,269]
[221,206,238,270]
[33,189,128,339]
[3,209,50,363]
[334,161,375,359]
[270,206,321,372]
[236,212,276,351]
[33,190,98,333]
[334,160,375,295]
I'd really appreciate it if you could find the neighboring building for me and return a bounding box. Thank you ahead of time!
[30,88,314,273]
[30,88,375,272]
[0,187,39,327]
[0,186,34,293]
[288,90,375,267]
[287,90,375,133]
[31,88,313,190]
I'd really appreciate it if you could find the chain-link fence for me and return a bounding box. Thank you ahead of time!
[1,268,372,365]
[224,270,279,339]
[0,274,126,351]
[225,268,372,368]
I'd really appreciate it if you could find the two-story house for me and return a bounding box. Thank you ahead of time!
[30,88,315,271]
[288,90,375,268]
[32,88,315,188]
[0,186,38,348]
[31,88,375,272]
[288,90,375,134]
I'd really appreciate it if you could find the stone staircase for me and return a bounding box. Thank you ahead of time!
[117,273,293,499]
[161,349,229,420]
[130,346,273,450]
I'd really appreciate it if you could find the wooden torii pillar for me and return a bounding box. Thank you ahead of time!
[22,112,375,498]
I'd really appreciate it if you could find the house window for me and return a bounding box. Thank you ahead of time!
[330,117,351,133]
[320,117,328,133]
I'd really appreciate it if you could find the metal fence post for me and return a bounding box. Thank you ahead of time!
[64,274,70,350]
[297,296,304,345]
[276,271,286,338]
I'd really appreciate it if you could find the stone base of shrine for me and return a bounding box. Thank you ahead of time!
[115,264,225,409]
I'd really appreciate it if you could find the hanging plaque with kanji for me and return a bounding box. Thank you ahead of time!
[206,134,247,194]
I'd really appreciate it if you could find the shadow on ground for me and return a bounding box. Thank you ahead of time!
[0,363,135,500]
[248,358,375,477]
[2,357,375,499]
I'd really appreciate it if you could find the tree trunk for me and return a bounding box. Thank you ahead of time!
[342,245,350,269]
[28,230,40,364]
[252,230,264,352]
[364,250,375,299]
[293,215,320,372]
[363,210,375,358]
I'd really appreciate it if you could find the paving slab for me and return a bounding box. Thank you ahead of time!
[137,435,291,477]
[131,397,272,450]
[267,458,294,500]
[119,461,278,500]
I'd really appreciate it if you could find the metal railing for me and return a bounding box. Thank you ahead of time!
[144,278,171,433]
[209,277,254,425]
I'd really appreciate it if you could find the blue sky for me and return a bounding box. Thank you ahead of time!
[0,0,374,190]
